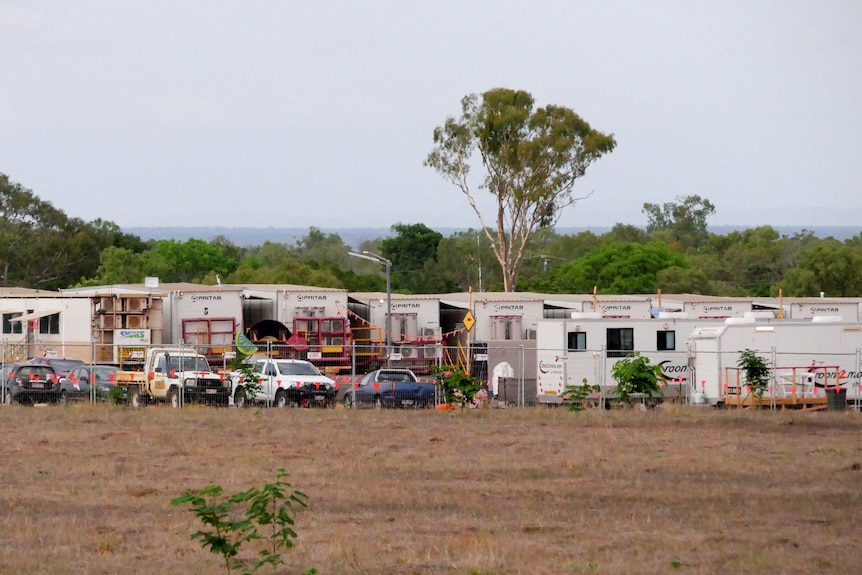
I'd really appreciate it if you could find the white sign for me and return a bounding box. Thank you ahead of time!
[115,329,151,344]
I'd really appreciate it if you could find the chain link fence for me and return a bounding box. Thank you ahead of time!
[3,339,859,410]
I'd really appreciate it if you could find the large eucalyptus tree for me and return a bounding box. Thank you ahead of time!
[425,88,616,291]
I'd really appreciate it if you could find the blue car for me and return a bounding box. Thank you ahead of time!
[343,368,436,408]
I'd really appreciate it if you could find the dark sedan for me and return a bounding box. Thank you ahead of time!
[3,363,61,404]
[28,357,86,381]
[59,365,119,403]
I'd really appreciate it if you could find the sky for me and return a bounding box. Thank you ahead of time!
[2,1,861,233]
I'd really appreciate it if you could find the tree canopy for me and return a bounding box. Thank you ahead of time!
[643,195,715,250]
[1,173,145,289]
[522,242,689,294]
[4,172,862,300]
[425,88,616,291]
[379,223,445,293]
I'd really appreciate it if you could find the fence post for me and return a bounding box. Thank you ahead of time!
[519,343,525,407]
[349,340,356,409]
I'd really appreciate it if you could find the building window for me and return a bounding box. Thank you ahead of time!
[606,327,634,358]
[491,316,523,341]
[567,331,587,351]
[391,313,418,342]
[2,313,23,335]
[657,330,675,351]
[40,313,60,335]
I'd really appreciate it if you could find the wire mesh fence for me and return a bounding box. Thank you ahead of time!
[2,340,860,410]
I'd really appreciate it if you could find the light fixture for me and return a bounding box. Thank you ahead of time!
[349,251,392,367]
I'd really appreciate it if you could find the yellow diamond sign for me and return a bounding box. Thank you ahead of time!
[463,310,476,332]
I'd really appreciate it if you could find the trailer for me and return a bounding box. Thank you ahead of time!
[159,284,244,363]
[535,313,723,404]
[687,317,862,408]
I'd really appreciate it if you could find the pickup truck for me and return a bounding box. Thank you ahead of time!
[231,357,337,408]
[116,347,230,407]
[342,368,436,408]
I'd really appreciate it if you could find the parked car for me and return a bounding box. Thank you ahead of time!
[59,365,119,403]
[3,363,61,404]
[29,357,86,381]
[343,368,436,408]
[231,357,337,408]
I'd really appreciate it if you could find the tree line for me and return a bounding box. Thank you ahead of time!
[2,173,860,297]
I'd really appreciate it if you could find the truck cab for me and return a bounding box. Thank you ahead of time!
[231,356,337,408]
[118,347,229,407]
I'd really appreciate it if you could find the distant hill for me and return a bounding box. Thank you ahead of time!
[123,225,860,248]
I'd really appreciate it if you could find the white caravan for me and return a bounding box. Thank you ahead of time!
[687,318,862,406]
[535,313,729,404]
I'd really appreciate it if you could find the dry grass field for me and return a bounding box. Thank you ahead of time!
[1,404,861,575]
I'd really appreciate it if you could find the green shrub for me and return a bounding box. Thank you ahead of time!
[227,352,263,406]
[562,378,600,411]
[432,365,484,409]
[737,349,770,399]
[171,468,314,575]
[106,385,128,405]
[610,352,661,406]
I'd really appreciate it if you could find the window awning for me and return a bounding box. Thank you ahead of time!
[9,309,61,322]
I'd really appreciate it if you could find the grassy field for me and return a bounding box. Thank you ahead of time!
[0,404,860,575]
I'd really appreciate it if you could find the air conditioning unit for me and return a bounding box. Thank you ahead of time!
[422,345,441,359]
[125,297,146,312]
[400,346,416,358]
[99,315,122,329]
[99,296,115,313]
[526,329,537,340]
[125,315,145,329]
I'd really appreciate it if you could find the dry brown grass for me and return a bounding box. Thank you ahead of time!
[0,404,861,575]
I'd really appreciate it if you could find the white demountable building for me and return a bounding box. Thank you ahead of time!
[687,316,862,407]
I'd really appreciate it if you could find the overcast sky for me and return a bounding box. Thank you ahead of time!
[2,1,860,233]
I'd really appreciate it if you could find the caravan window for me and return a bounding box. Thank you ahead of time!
[606,328,634,358]
[657,330,675,351]
[567,331,587,351]
[39,313,60,335]
[2,313,23,334]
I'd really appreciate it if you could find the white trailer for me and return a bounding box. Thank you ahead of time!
[160,284,245,358]
[787,298,861,321]
[687,318,862,407]
[535,313,722,404]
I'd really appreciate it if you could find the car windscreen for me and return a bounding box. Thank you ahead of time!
[93,367,118,381]
[168,356,212,373]
[18,366,55,380]
[378,372,412,383]
[49,359,84,373]
[275,362,321,376]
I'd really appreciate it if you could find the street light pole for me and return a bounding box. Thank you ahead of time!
[348,251,392,368]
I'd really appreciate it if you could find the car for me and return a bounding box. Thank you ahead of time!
[343,368,436,408]
[231,357,337,408]
[3,363,61,404]
[28,357,86,381]
[59,365,120,403]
